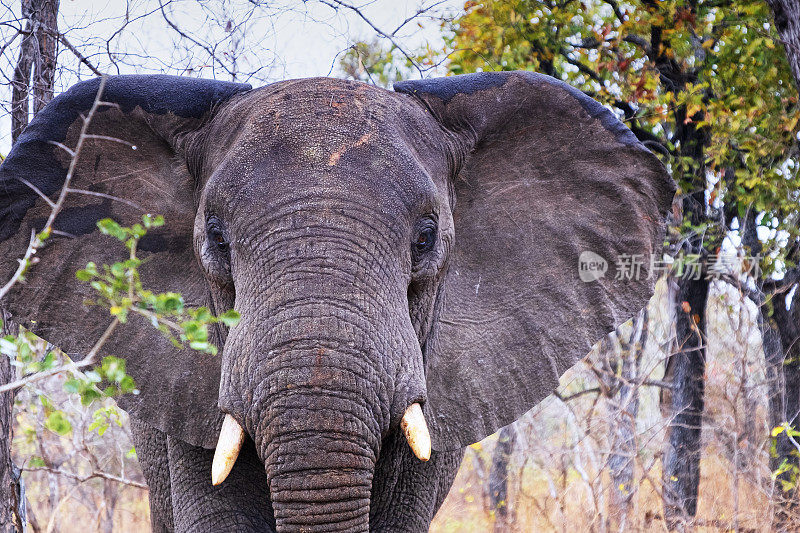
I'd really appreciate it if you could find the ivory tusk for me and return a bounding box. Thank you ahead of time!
[211,414,246,486]
[401,403,431,462]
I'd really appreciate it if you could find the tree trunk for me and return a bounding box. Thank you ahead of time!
[0,312,22,533]
[2,1,61,527]
[662,276,709,531]
[765,281,800,527]
[766,0,800,89]
[11,0,60,144]
[489,424,516,532]
[11,12,33,144]
[607,309,648,532]
[32,0,59,115]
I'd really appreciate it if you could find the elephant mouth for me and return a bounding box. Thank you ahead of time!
[210,404,431,486]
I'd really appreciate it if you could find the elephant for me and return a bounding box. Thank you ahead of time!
[0,71,674,532]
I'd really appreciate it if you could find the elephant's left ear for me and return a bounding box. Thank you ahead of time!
[395,71,675,450]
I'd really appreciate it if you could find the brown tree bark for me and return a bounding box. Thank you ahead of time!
[11,0,60,144]
[758,3,800,525]
[662,275,709,532]
[659,104,710,528]
[3,2,60,528]
[0,312,22,533]
[489,425,516,532]
[767,0,800,89]
[764,275,800,528]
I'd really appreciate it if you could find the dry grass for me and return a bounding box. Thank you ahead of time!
[431,448,774,533]
[20,436,776,532]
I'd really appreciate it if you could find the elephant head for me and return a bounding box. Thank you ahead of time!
[0,72,674,529]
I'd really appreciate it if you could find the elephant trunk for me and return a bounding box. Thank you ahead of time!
[264,396,375,532]
[251,346,382,533]
[219,299,413,531]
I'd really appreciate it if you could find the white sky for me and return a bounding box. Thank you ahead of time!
[0,0,465,152]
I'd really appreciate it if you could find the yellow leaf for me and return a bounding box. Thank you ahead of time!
[772,425,786,437]
[686,103,703,117]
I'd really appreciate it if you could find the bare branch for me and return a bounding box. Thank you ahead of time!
[0,229,37,301]
[158,0,238,80]
[48,141,75,157]
[81,134,137,147]
[64,188,143,210]
[15,177,56,208]
[389,0,449,37]
[55,33,102,76]
[317,0,425,77]
[0,318,119,394]
[1,76,113,303]
[623,34,652,56]
[22,466,147,489]
[602,0,626,23]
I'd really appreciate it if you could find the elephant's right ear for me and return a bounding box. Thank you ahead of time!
[0,75,250,449]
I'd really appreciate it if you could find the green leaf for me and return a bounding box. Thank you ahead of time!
[110,262,125,278]
[79,388,102,406]
[63,379,82,394]
[45,411,72,435]
[219,309,241,327]
[96,219,126,240]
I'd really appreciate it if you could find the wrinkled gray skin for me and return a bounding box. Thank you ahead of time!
[0,72,674,532]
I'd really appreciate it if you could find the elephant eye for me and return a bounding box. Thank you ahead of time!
[413,219,437,256]
[207,216,230,253]
[213,232,228,250]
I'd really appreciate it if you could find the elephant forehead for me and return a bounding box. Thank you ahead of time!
[242,80,415,154]
[203,78,444,202]
[256,76,399,119]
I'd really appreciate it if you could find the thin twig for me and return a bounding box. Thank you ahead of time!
[0,318,119,394]
[21,466,146,490]
[55,32,102,76]
[15,177,56,208]
[44,76,110,234]
[158,0,238,80]
[0,77,110,301]
[64,188,143,210]
[49,142,75,157]
[389,0,449,36]
[80,134,136,147]
[318,0,425,77]
[0,229,38,300]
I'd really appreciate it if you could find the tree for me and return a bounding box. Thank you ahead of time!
[0,319,21,532]
[10,0,59,144]
[605,310,649,530]
[4,1,61,526]
[443,0,800,527]
[488,425,517,531]
[766,0,800,89]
